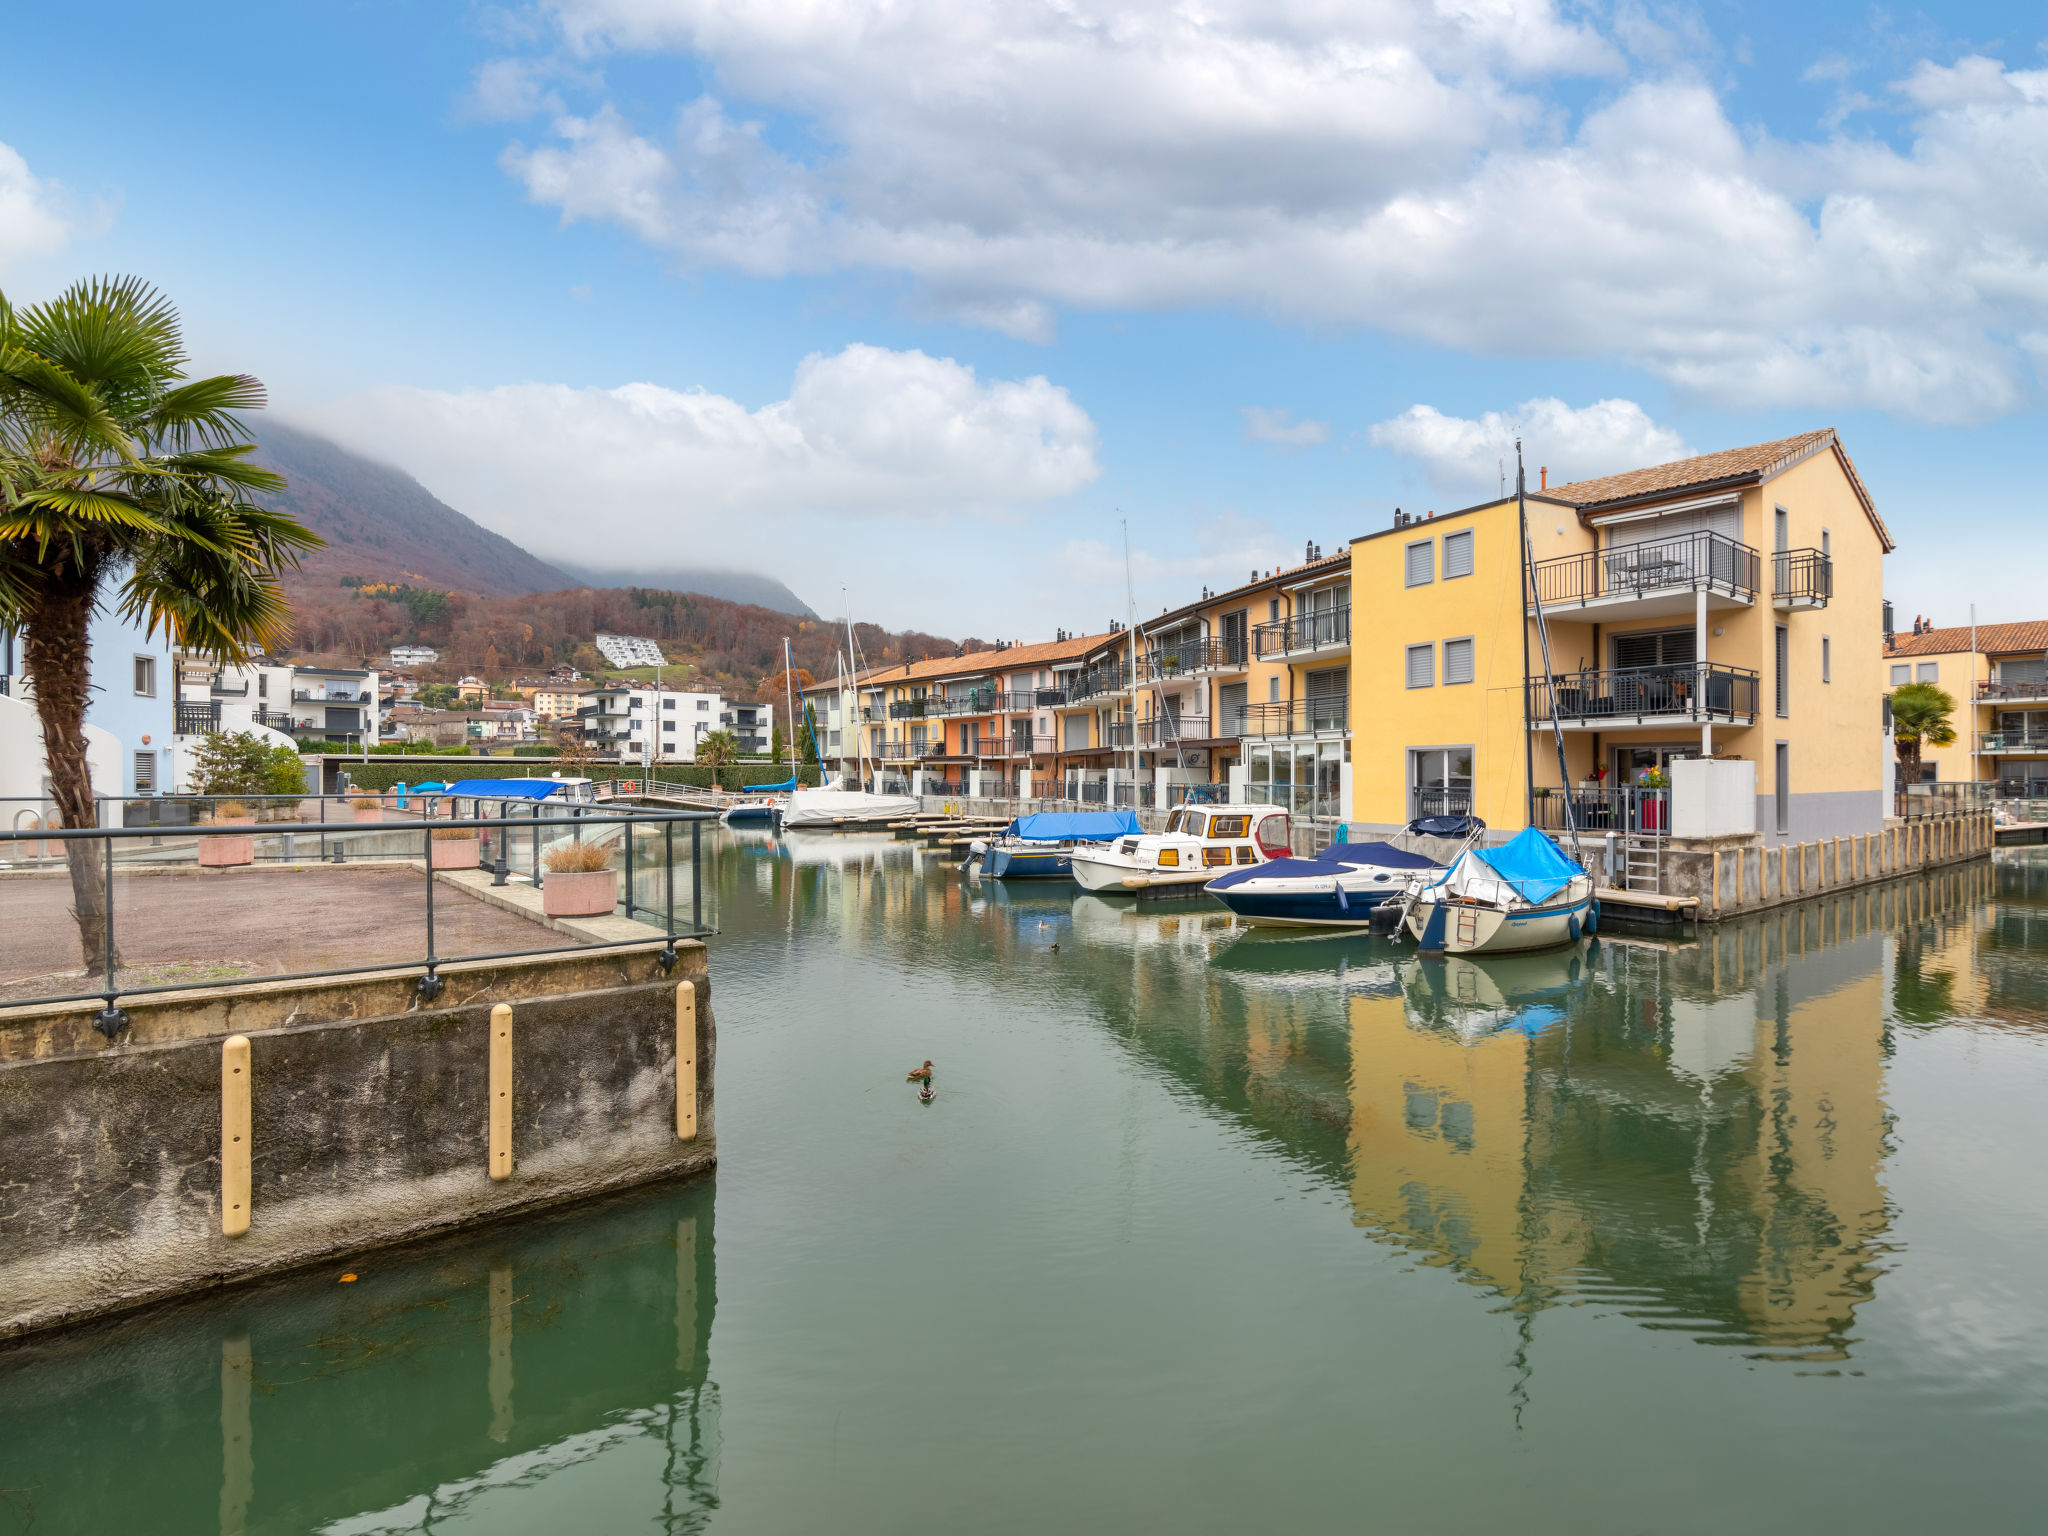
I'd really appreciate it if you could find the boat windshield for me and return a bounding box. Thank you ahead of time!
[1165,810,1187,834]
[1182,811,1208,838]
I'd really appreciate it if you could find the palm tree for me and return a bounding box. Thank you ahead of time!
[1890,681,1957,787]
[695,729,740,789]
[0,277,318,965]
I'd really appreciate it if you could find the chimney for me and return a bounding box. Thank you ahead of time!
[1540,466,1548,491]
[1305,539,1314,561]
[1393,507,1405,528]
[1426,509,1435,519]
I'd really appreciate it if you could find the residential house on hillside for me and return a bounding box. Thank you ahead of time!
[1883,619,2048,798]
[574,685,761,762]
[1348,428,1890,843]
[595,633,666,668]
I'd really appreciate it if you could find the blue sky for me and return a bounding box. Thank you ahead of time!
[3,1,2045,636]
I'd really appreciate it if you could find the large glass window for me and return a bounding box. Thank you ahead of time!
[1410,748,1473,819]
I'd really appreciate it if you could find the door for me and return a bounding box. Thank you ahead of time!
[1305,668,1347,732]
[1219,609,1248,666]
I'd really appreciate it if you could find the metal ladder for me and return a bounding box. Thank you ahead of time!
[1622,835,1663,893]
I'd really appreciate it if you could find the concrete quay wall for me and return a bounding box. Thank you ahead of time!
[0,942,714,1340]
[1655,811,1994,921]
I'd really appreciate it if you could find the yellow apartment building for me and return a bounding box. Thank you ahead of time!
[531,688,587,722]
[1881,619,2048,799]
[1347,429,1894,843]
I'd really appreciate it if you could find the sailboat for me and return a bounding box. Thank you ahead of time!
[725,637,801,824]
[781,602,919,831]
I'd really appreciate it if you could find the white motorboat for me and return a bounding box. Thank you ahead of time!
[1397,827,1597,955]
[780,784,920,830]
[1068,803,1294,893]
[1204,840,1443,927]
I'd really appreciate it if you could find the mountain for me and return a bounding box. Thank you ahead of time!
[253,423,815,618]
[254,421,573,597]
[553,563,816,620]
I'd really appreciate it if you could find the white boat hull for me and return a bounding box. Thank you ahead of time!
[1068,849,1216,892]
[1406,888,1594,954]
[781,789,920,829]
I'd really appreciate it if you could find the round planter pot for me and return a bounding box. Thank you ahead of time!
[542,868,618,917]
[429,836,481,870]
[348,805,384,824]
[198,823,257,868]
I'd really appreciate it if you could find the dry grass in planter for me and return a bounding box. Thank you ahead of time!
[544,840,613,874]
[431,826,480,841]
[203,801,252,825]
[348,796,380,810]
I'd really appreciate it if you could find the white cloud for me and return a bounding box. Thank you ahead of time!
[0,142,81,267]
[1369,397,1692,494]
[1056,511,1297,601]
[306,343,1100,579]
[1242,407,1330,452]
[487,5,2048,421]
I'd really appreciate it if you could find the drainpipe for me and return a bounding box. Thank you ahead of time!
[1697,588,1712,757]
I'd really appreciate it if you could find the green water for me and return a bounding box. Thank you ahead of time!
[5,833,2048,1534]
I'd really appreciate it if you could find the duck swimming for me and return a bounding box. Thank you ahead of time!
[906,1060,934,1083]
[918,1083,936,1104]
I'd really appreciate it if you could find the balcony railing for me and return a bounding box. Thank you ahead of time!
[1771,548,1833,607]
[1239,698,1348,738]
[175,702,221,735]
[879,742,946,761]
[887,699,929,719]
[1071,665,1133,701]
[1530,531,1759,609]
[1978,679,2048,702]
[1253,607,1349,660]
[931,691,998,717]
[253,708,294,732]
[1526,664,1758,726]
[1979,730,2048,753]
[1143,638,1248,679]
[1533,785,1672,838]
[1105,717,1213,749]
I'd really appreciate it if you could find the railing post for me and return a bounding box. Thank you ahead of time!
[93,830,128,1038]
[692,819,702,934]
[418,825,444,1001]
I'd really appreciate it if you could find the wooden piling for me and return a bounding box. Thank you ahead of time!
[677,980,698,1141]
[489,1003,513,1181]
[222,1035,251,1238]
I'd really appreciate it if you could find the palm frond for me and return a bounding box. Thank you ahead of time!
[147,374,269,449]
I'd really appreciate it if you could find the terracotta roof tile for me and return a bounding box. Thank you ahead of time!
[1543,430,1837,508]
[808,631,1117,691]
[1885,621,2048,657]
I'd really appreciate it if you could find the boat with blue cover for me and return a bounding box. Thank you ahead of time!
[1396,827,1597,955]
[1203,841,1443,927]
[967,809,1143,880]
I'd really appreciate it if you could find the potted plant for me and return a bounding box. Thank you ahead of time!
[348,795,384,824]
[541,839,618,917]
[1638,768,1669,831]
[198,802,257,868]
[429,824,482,870]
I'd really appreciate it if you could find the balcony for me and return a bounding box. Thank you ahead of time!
[1105,716,1213,749]
[879,742,946,761]
[1533,785,1672,838]
[1239,698,1348,739]
[1071,665,1132,702]
[175,701,221,735]
[253,708,294,732]
[1978,679,2048,703]
[1143,638,1248,680]
[1526,663,1758,730]
[1771,547,1832,609]
[1529,532,1760,620]
[1253,606,1349,663]
[931,691,998,717]
[1979,730,2048,754]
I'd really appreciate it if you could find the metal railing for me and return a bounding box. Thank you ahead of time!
[253,708,295,732]
[1978,679,2048,702]
[1527,664,1758,725]
[1895,782,1993,818]
[1530,531,1759,608]
[1071,665,1133,701]
[1143,638,1247,678]
[1411,789,1474,820]
[1253,606,1350,659]
[879,742,946,760]
[1772,548,1833,606]
[1979,730,2048,752]
[1533,785,1671,837]
[175,702,221,734]
[0,794,715,1025]
[1239,698,1348,737]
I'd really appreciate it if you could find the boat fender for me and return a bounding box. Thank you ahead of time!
[1368,903,1403,937]
[1568,912,1581,943]
[1585,899,1600,936]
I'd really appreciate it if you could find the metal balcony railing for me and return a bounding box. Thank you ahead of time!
[1143,638,1248,678]
[1978,679,2048,702]
[1071,666,1133,701]
[1979,730,2048,752]
[1253,606,1350,659]
[1238,698,1348,738]
[175,702,221,734]
[1530,531,1760,609]
[1527,663,1758,725]
[888,699,928,720]
[1105,717,1212,749]
[1772,548,1833,606]
[930,691,998,717]
[1533,785,1672,837]
[879,742,946,761]
[253,708,295,732]
[210,682,249,697]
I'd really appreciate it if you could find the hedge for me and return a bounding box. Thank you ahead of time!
[324,756,820,793]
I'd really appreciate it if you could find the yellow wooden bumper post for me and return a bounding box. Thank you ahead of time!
[222,1035,252,1237]
[677,980,698,1141]
[489,1003,513,1181]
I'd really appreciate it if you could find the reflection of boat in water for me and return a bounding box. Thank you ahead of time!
[1068,892,1241,956]
[1400,828,1596,955]
[1396,944,1591,1040]
[1205,841,1440,926]
[1069,804,1293,892]
[774,830,905,868]
[968,809,1141,880]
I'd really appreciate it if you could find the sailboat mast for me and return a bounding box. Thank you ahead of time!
[1122,520,1140,808]
[842,590,864,791]
[1520,439,1581,862]
[783,636,798,780]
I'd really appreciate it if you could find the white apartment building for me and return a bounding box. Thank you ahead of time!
[388,645,440,667]
[577,686,773,762]
[595,633,667,669]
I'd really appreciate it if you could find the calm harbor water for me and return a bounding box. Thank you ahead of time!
[4,832,2048,1533]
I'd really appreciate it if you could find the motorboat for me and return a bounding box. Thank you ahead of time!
[1394,827,1597,955]
[780,778,920,831]
[966,809,1142,880]
[1068,803,1294,893]
[1204,841,1442,927]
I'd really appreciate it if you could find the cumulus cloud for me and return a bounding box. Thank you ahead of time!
[1370,398,1692,495]
[1242,407,1330,452]
[0,141,81,267]
[307,343,1100,580]
[1056,511,1297,601]
[486,4,2048,420]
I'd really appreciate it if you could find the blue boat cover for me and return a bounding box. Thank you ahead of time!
[1406,814,1486,838]
[1002,809,1142,842]
[1469,827,1579,903]
[442,779,563,800]
[1206,841,1436,890]
[740,775,798,793]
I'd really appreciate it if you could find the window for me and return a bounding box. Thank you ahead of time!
[132,655,156,697]
[663,698,675,709]
[663,720,675,732]
[1443,529,1474,580]
[1775,743,1789,834]
[1917,662,1938,683]
[1405,540,1434,587]
[1775,625,1789,717]
[257,673,268,699]
[1268,599,1280,623]
[1268,676,1281,703]
[1410,748,1473,819]
[1822,636,1831,683]
[1406,643,1435,689]
[1443,637,1475,685]
[133,750,155,794]
[1890,664,1910,685]
[1773,505,1788,553]
[1821,528,1831,559]
[698,699,709,710]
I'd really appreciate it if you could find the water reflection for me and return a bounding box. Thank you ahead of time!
[0,1181,719,1536]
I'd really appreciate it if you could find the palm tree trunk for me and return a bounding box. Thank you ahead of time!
[22,574,121,971]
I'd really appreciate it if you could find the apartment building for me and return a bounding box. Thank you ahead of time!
[1883,619,2048,797]
[0,613,177,800]
[575,686,769,762]
[1351,429,1891,843]
[594,633,666,668]
[531,688,587,722]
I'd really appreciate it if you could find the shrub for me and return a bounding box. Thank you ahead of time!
[430,826,479,842]
[348,796,379,810]
[203,801,252,824]
[188,731,307,798]
[544,840,612,874]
